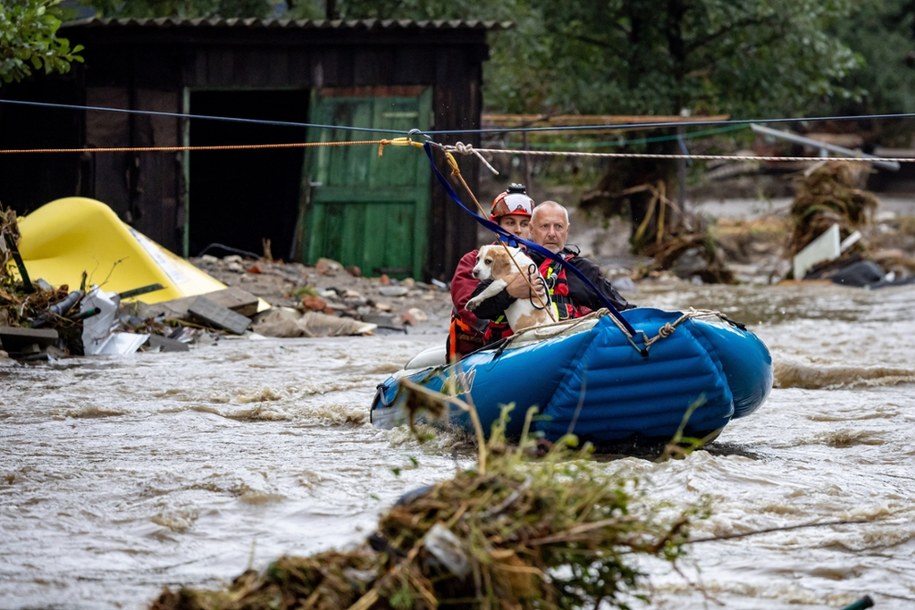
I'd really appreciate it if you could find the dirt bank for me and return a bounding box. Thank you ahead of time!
[194,182,915,341]
[190,255,455,336]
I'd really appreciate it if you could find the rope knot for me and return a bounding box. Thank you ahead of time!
[657,322,676,338]
[453,141,474,155]
[449,142,499,176]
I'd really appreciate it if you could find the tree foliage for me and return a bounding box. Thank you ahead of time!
[307,1,864,121]
[487,0,863,119]
[0,0,84,85]
[824,0,915,142]
[79,0,280,19]
[33,0,915,122]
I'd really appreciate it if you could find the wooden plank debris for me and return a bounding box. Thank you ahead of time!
[203,286,261,317]
[146,334,190,352]
[188,296,251,335]
[136,287,261,321]
[0,326,59,355]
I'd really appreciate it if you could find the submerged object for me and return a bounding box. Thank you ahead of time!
[14,197,227,304]
[371,308,773,445]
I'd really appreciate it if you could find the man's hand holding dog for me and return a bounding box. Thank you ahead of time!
[505,269,545,300]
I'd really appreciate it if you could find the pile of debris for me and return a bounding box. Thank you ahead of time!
[189,254,451,337]
[150,398,706,610]
[788,161,877,262]
[579,174,737,284]
[788,161,915,286]
[1,206,449,361]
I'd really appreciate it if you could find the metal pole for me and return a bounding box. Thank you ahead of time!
[750,123,899,171]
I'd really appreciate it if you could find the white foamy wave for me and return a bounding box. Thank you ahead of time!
[224,405,290,421]
[59,405,127,418]
[775,360,915,389]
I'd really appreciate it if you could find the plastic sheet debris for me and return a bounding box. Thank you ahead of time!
[80,288,149,356]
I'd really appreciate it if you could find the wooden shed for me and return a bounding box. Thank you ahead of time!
[0,17,503,280]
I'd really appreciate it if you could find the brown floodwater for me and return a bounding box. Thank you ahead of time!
[1,280,913,609]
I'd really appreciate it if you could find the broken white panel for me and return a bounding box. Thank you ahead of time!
[840,230,862,252]
[95,332,149,356]
[80,287,150,356]
[793,223,840,280]
[81,287,120,355]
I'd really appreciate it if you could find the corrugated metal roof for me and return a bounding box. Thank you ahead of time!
[64,17,510,30]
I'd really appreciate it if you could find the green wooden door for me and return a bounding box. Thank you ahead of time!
[302,88,431,279]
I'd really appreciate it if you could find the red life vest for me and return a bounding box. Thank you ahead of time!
[481,318,512,344]
[539,255,587,320]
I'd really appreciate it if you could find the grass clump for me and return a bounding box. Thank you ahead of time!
[150,385,708,610]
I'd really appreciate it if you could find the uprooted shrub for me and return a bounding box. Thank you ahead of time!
[150,385,709,610]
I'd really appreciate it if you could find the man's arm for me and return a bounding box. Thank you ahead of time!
[450,250,487,331]
[451,250,479,311]
[468,279,515,320]
[568,255,634,311]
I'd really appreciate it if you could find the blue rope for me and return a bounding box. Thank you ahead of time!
[423,142,637,337]
[4,98,915,138]
[0,99,406,136]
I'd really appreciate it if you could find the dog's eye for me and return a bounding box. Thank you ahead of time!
[484,257,493,265]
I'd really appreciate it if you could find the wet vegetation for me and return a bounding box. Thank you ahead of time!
[150,390,709,610]
[0,207,87,352]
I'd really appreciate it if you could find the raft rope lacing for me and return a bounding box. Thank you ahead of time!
[597,307,724,354]
[507,307,723,355]
[642,308,724,348]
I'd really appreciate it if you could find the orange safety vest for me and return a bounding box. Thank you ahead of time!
[447,312,486,362]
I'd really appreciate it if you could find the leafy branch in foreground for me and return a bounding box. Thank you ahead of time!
[0,0,84,85]
[150,382,708,609]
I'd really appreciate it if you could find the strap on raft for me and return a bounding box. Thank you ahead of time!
[422,142,639,339]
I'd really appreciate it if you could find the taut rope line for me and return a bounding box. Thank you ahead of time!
[0,139,395,155]
[5,97,915,136]
[447,144,915,164]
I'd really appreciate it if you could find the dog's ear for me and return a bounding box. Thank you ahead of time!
[490,248,514,277]
[478,246,494,267]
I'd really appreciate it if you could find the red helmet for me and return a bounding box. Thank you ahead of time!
[490,184,533,221]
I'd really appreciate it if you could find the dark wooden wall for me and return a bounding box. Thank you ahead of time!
[0,20,492,279]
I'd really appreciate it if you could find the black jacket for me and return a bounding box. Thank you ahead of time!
[472,246,633,321]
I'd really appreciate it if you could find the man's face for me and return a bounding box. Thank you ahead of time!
[498,215,531,240]
[531,207,568,253]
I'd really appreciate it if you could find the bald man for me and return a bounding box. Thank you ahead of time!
[472,200,633,327]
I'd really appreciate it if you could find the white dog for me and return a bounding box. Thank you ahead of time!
[465,244,554,331]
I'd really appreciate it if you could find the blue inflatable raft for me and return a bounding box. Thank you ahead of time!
[370,308,773,445]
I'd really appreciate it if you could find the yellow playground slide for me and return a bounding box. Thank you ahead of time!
[13,197,227,304]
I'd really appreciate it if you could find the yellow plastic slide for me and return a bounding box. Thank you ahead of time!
[14,197,226,304]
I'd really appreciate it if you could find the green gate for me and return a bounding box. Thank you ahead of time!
[300,87,432,279]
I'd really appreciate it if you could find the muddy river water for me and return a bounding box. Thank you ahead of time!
[2,280,913,609]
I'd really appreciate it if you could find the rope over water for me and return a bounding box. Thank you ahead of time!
[2,98,908,347]
[422,141,639,339]
[3,98,913,165]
